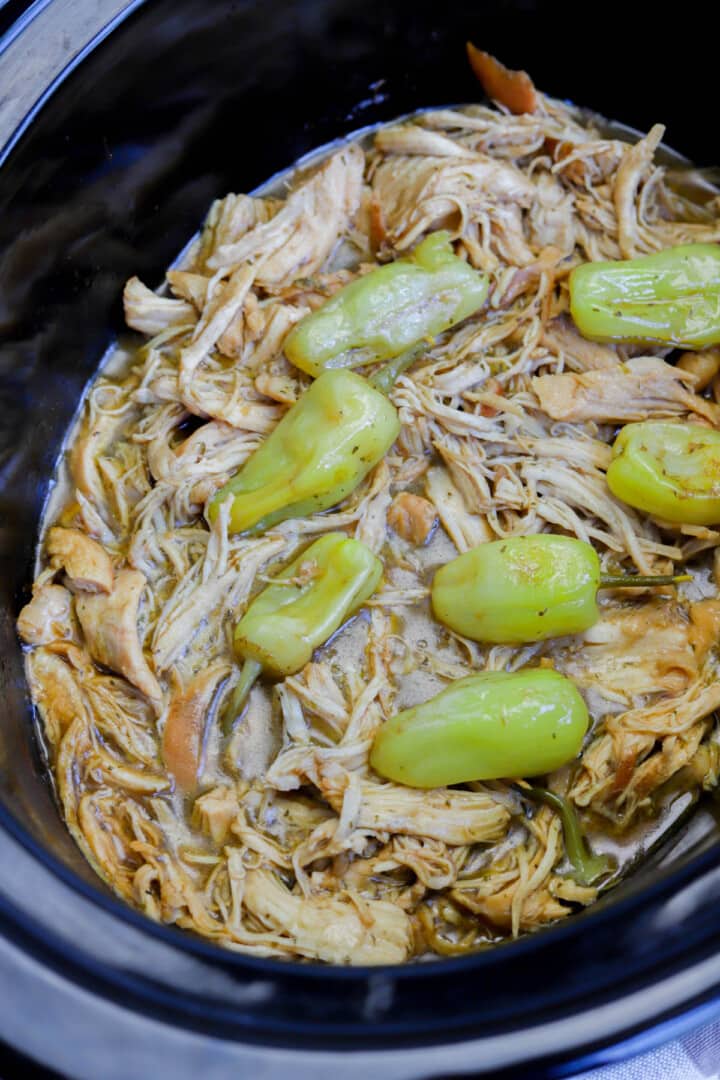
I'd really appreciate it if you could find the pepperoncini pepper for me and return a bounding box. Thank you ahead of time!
[431,534,688,645]
[369,669,589,788]
[607,421,720,525]
[225,533,382,729]
[207,369,400,534]
[283,231,489,377]
[569,243,720,348]
[235,532,382,676]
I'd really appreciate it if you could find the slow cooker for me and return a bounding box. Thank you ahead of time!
[3,2,720,1075]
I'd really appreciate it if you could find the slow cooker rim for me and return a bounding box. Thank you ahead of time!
[3,779,720,986]
[0,0,147,171]
[5,824,720,1066]
[3,0,720,994]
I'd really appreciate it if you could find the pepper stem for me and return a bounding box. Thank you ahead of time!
[599,572,691,590]
[370,343,426,395]
[223,658,262,734]
[523,786,614,887]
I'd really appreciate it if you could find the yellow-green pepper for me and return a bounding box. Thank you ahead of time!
[235,532,382,677]
[225,532,382,730]
[607,420,720,525]
[370,669,589,788]
[431,534,686,645]
[570,243,720,348]
[283,231,489,377]
[207,369,399,534]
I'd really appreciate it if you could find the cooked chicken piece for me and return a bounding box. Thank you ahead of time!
[242,868,411,964]
[226,685,282,781]
[371,152,535,251]
[152,536,285,673]
[375,124,487,159]
[179,264,256,394]
[199,191,280,268]
[522,457,681,574]
[610,129,720,254]
[46,526,114,593]
[528,173,576,254]
[387,492,438,545]
[614,125,665,258]
[254,371,300,405]
[540,314,620,372]
[676,347,720,391]
[533,357,720,425]
[86,748,171,794]
[123,276,196,336]
[689,599,720,666]
[354,462,392,554]
[248,303,307,373]
[317,762,509,845]
[165,270,210,310]
[571,680,720,816]
[162,661,230,790]
[492,245,563,307]
[76,569,162,706]
[284,662,350,731]
[192,785,238,845]
[206,144,364,287]
[391,835,458,890]
[453,814,568,934]
[521,434,612,473]
[17,584,76,645]
[456,881,570,933]
[425,466,493,552]
[488,202,536,266]
[551,139,625,187]
[26,646,89,744]
[435,433,504,514]
[83,676,159,765]
[146,419,260,488]
[179,373,282,434]
[69,385,137,525]
[560,599,698,700]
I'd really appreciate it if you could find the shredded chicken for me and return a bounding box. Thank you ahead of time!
[205,144,364,285]
[387,492,438,545]
[46,526,114,593]
[533,358,720,425]
[19,63,720,964]
[162,662,230,790]
[76,569,162,707]
[18,584,76,646]
[242,868,412,964]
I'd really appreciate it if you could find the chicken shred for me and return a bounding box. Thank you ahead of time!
[76,569,162,707]
[46,526,114,593]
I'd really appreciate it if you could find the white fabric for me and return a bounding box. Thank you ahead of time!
[572,1020,720,1079]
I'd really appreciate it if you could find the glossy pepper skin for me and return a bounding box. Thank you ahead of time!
[432,535,601,644]
[569,243,720,349]
[234,533,382,677]
[207,369,400,534]
[283,231,489,377]
[370,669,589,788]
[607,420,720,525]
